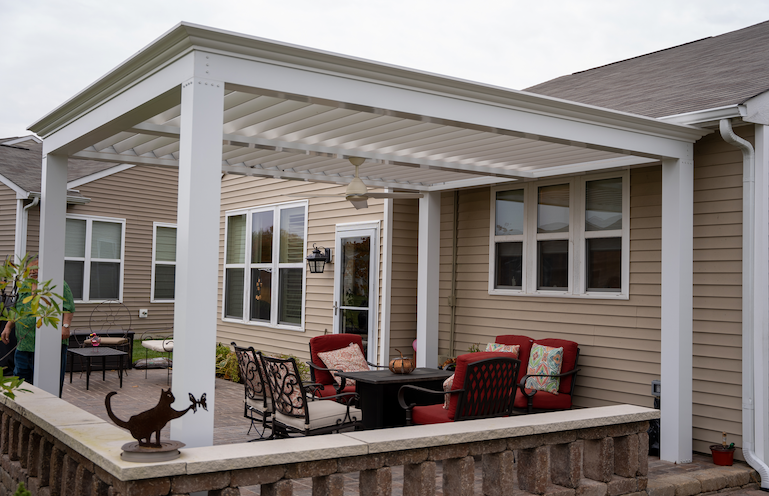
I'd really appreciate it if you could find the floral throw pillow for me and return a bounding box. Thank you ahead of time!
[443,374,455,410]
[524,344,564,394]
[317,342,370,387]
[484,343,520,358]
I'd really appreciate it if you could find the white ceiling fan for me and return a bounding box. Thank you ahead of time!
[290,157,424,209]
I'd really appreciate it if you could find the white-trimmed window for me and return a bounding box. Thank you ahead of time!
[223,201,307,329]
[151,223,177,302]
[64,215,126,302]
[490,172,629,298]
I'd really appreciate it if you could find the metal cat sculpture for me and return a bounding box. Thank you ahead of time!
[105,388,207,461]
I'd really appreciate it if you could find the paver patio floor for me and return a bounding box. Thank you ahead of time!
[59,366,762,495]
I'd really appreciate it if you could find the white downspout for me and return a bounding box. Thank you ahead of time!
[14,196,39,261]
[720,118,769,488]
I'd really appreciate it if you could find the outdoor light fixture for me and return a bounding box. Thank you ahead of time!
[306,244,331,274]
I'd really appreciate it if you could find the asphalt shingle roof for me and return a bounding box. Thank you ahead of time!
[0,137,117,194]
[525,21,769,118]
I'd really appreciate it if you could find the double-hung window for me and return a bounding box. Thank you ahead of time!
[64,215,126,302]
[151,223,177,302]
[223,201,307,329]
[490,172,628,298]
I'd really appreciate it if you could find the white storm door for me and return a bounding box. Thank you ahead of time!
[333,223,379,363]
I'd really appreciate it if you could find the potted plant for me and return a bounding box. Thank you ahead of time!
[710,431,736,466]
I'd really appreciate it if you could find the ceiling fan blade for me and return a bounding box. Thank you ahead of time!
[366,192,424,199]
[350,198,368,209]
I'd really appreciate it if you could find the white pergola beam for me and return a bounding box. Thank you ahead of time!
[416,192,440,368]
[72,150,179,168]
[37,153,68,395]
[169,77,225,448]
[36,53,195,155]
[660,156,694,463]
[213,53,699,161]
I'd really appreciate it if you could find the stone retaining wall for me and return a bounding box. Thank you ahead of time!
[0,385,659,496]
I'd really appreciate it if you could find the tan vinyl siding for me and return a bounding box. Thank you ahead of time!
[27,165,179,336]
[217,174,385,363]
[0,186,17,261]
[388,199,418,361]
[691,127,746,456]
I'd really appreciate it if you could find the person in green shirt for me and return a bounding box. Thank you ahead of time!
[0,263,75,397]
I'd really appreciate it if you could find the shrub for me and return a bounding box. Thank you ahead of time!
[215,343,240,382]
[14,482,31,496]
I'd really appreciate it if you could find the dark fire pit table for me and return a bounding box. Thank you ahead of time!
[336,368,453,430]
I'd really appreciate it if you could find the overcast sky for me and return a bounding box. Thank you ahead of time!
[2,0,768,138]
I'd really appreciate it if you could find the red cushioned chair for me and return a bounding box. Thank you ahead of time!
[397,352,521,425]
[515,338,580,414]
[307,334,385,399]
[495,335,534,384]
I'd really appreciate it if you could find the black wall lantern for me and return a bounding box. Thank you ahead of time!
[306,244,331,274]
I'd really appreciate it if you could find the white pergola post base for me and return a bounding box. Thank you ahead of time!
[36,153,68,395]
[660,156,694,463]
[169,77,224,448]
[416,192,441,368]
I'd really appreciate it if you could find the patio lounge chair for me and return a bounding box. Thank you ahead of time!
[231,342,273,440]
[261,354,362,437]
[397,352,521,425]
[307,333,385,399]
[515,338,580,414]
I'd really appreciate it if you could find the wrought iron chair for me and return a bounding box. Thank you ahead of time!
[137,329,173,384]
[398,352,521,425]
[307,333,385,399]
[261,354,362,437]
[231,342,273,440]
[70,300,133,377]
[515,338,581,414]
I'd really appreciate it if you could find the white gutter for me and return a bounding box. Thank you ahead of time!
[719,118,769,488]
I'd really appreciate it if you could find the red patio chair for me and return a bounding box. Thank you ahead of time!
[307,334,385,399]
[495,335,534,384]
[515,338,580,414]
[397,351,521,425]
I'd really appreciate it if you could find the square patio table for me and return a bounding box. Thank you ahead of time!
[336,368,453,430]
[68,347,126,390]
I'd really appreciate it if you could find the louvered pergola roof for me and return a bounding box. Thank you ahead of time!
[29,23,708,191]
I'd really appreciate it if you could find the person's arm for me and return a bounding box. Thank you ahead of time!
[61,312,74,341]
[1,321,14,345]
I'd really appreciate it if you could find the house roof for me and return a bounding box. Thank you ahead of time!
[525,21,769,118]
[0,136,123,195]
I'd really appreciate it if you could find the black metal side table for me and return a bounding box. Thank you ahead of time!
[68,347,126,390]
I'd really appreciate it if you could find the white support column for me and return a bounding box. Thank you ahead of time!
[660,156,694,463]
[416,192,440,368]
[753,124,769,462]
[37,153,68,395]
[169,77,224,448]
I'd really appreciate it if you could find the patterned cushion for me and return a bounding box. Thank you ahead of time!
[485,342,520,357]
[317,342,370,386]
[524,344,564,394]
[442,374,455,410]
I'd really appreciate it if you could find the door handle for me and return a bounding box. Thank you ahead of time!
[333,301,338,315]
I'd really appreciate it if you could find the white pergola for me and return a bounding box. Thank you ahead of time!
[29,23,707,460]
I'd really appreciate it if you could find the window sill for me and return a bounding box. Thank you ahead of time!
[487,289,629,300]
[220,317,305,332]
[150,299,175,304]
[74,299,124,304]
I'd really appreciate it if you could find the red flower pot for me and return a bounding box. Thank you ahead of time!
[710,445,735,466]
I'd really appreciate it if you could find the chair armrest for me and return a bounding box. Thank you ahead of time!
[396,384,463,409]
[518,367,581,389]
[367,361,388,369]
[305,361,350,391]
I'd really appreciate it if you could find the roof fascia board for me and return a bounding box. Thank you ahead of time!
[659,105,746,126]
[1,136,42,145]
[214,54,703,160]
[0,173,30,198]
[36,54,192,156]
[67,163,136,189]
[30,23,705,162]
